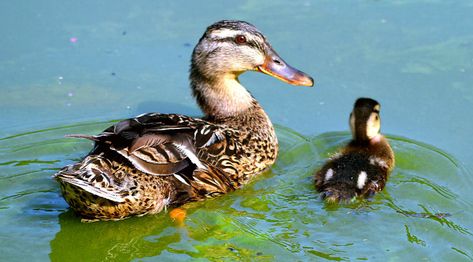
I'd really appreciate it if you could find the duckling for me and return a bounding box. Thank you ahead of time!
[314,98,394,202]
[54,20,314,221]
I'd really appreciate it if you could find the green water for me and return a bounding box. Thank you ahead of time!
[1,1,473,261]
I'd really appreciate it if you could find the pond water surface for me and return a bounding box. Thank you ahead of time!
[1,1,473,261]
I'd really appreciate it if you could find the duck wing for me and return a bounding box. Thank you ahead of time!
[68,113,232,177]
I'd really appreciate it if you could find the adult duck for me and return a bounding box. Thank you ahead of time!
[54,20,314,221]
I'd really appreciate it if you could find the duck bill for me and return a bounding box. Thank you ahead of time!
[257,49,314,87]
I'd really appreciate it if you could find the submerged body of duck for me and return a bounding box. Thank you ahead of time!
[54,20,314,221]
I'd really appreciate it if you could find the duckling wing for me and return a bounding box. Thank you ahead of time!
[315,152,388,201]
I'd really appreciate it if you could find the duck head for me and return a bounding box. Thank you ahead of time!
[190,20,314,117]
[349,98,381,143]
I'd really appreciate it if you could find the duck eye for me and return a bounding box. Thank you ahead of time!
[234,35,247,44]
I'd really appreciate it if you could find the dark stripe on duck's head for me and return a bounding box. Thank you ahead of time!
[354,98,380,110]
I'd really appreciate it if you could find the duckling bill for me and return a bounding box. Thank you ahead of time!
[54,20,313,221]
[314,98,395,202]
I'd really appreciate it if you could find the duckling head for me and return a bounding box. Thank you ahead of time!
[349,98,381,143]
[190,20,314,117]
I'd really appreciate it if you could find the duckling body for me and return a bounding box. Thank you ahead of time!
[315,98,394,202]
[54,20,313,221]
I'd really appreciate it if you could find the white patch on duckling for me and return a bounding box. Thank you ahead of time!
[369,156,388,169]
[325,168,334,182]
[357,171,368,189]
[366,113,381,140]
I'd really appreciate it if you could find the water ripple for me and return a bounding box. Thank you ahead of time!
[0,121,472,261]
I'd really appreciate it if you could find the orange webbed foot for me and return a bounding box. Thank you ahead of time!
[169,208,187,226]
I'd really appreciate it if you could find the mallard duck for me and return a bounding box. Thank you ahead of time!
[314,98,394,202]
[54,20,314,221]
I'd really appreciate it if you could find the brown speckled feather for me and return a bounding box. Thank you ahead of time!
[54,105,278,220]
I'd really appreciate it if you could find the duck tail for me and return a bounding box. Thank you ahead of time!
[53,154,127,203]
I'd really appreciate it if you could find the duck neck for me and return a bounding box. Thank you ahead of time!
[350,134,383,148]
[191,70,256,119]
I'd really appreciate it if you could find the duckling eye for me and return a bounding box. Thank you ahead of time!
[234,35,247,44]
